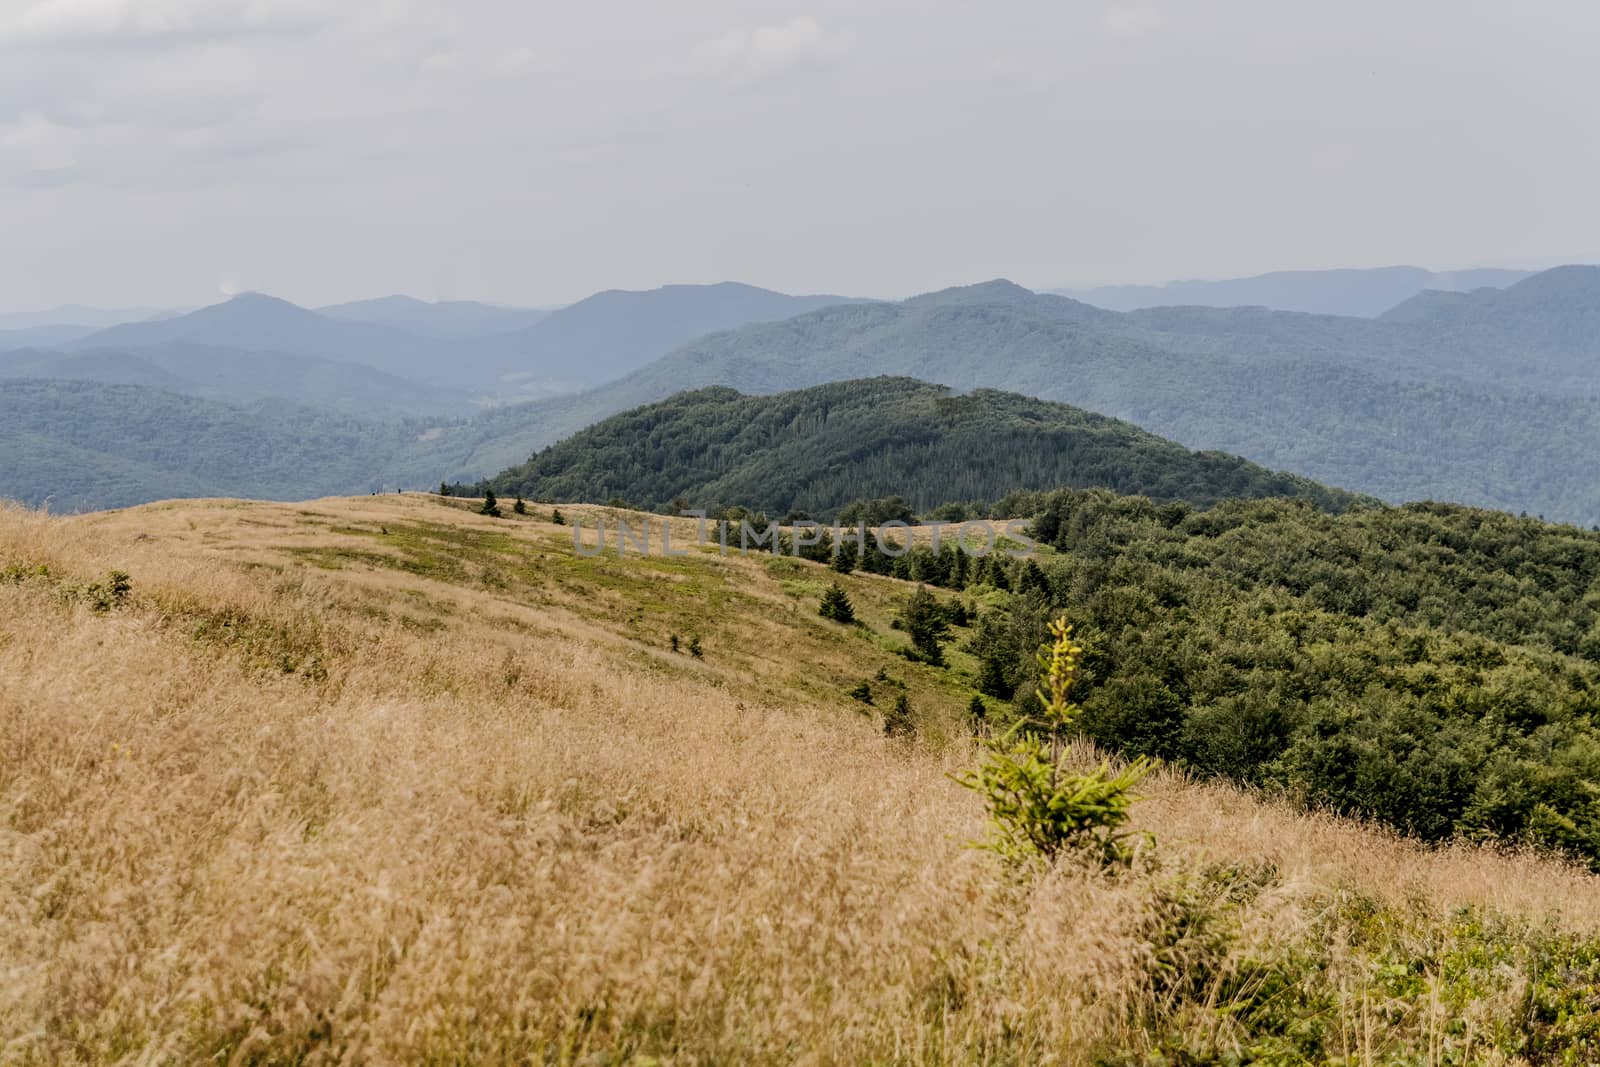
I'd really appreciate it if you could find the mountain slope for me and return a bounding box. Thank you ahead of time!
[484,377,1360,516]
[1376,265,1600,390]
[1055,265,1533,316]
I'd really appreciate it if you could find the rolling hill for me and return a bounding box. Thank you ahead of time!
[482,377,1360,517]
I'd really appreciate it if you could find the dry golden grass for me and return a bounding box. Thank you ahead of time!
[2,494,1597,1064]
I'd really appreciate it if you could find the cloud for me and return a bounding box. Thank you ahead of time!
[1102,6,1166,36]
[0,0,321,46]
[421,44,564,80]
[686,16,850,88]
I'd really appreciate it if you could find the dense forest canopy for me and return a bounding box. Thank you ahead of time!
[861,487,1600,864]
[478,377,1362,518]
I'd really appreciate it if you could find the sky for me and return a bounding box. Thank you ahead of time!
[2,0,1598,310]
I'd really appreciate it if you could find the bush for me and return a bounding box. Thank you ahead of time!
[480,491,502,518]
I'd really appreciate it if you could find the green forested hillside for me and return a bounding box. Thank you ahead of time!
[480,378,1360,516]
[800,486,1600,864]
[0,379,408,510]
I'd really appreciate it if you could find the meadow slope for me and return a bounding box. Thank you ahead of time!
[4,494,1600,1063]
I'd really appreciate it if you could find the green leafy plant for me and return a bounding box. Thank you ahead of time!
[955,617,1153,868]
[77,570,132,612]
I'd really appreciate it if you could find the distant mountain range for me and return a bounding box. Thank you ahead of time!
[0,305,178,331]
[315,296,552,338]
[481,377,1360,518]
[7,266,1600,523]
[1053,265,1533,317]
[421,267,1600,524]
[15,283,868,404]
[0,343,475,418]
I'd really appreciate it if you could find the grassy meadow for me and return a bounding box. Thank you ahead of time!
[4,494,1600,1064]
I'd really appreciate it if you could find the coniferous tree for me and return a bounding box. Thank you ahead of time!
[552,508,566,525]
[902,585,949,666]
[819,582,856,623]
[513,496,527,515]
[480,490,502,518]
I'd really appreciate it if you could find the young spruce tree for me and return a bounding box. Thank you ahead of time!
[819,582,856,623]
[955,618,1152,869]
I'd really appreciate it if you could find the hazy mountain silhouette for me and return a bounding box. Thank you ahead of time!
[0,305,178,331]
[0,324,100,350]
[317,295,552,338]
[1,343,475,418]
[1054,265,1532,317]
[65,293,468,387]
[477,281,871,393]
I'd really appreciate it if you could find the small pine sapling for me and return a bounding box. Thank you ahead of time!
[955,618,1153,869]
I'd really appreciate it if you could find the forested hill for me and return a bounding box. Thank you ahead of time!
[480,377,1360,517]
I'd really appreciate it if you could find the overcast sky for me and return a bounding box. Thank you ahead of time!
[2,0,1598,310]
